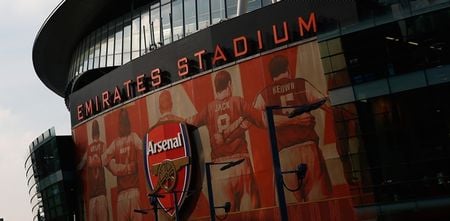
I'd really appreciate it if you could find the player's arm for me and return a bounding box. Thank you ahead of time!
[242,99,266,128]
[221,99,264,143]
[101,141,116,167]
[76,152,87,171]
[186,107,207,127]
[128,133,143,173]
[252,94,271,128]
[87,155,102,168]
[273,113,315,127]
[221,116,246,143]
[132,133,143,151]
[108,159,135,176]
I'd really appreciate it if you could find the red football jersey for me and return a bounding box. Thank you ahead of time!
[189,96,264,160]
[86,140,107,198]
[110,133,141,191]
[254,78,319,150]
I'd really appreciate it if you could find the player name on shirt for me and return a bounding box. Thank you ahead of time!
[147,132,184,155]
[215,102,230,112]
[273,82,295,94]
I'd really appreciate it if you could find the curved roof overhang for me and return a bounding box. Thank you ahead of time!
[32,0,151,97]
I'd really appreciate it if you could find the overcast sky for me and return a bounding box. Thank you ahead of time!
[0,0,71,220]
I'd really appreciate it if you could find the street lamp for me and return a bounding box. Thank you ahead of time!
[266,98,327,221]
[281,163,308,193]
[205,159,245,221]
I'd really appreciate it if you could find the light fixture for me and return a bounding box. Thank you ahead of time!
[205,159,245,221]
[287,98,327,118]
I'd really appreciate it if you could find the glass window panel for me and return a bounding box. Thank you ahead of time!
[82,38,89,72]
[123,19,131,64]
[74,45,81,75]
[247,0,261,12]
[329,86,355,105]
[100,27,107,68]
[226,0,237,18]
[79,41,85,73]
[94,30,101,69]
[262,0,272,7]
[197,0,210,30]
[69,52,75,77]
[319,41,329,57]
[172,0,183,41]
[389,70,426,93]
[114,20,123,66]
[107,23,115,67]
[321,57,332,74]
[77,44,83,75]
[132,15,140,59]
[56,206,63,216]
[161,3,171,44]
[54,195,61,205]
[151,4,161,46]
[49,208,56,219]
[331,54,346,71]
[354,79,390,100]
[212,0,225,24]
[328,38,343,55]
[88,34,95,70]
[141,9,150,54]
[185,0,196,35]
[342,27,388,83]
[78,41,84,74]
[326,70,351,89]
[48,196,55,208]
[426,65,450,85]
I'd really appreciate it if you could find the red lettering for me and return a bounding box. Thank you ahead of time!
[77,105,84,121]
[95,96,99,112]
[136,74,146,93]
[151,68,161,87]
[194,50,206,70]
[299,12,317,36]
[102,91,110,109]
[84,100,93,117]
[212,45,227,66]
[123,80,132,98]
[233,36,248,57]
[257,30,263,50]
[178,57,189,77]
[113,86,122,104]
[273,21,289,44]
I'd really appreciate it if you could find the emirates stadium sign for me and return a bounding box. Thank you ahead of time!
[144,122,192,218]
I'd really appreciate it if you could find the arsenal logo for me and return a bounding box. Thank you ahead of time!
[144,122,192,218]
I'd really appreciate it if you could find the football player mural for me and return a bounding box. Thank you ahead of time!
[72,41,356,221]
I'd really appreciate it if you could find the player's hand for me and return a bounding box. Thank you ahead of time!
[240,120,250,129]
[213,133,224,145]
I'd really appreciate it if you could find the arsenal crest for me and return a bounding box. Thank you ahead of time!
[144,122,192,218]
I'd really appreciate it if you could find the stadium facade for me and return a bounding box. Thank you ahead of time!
[28,0,450,220]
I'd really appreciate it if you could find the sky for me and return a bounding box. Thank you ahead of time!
[0,0,71,220]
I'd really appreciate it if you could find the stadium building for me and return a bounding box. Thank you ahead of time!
[27,0,450,220]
